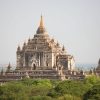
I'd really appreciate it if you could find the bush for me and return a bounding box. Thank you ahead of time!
[84,75,100,85]
[0,78,100,100]
[54,80,91,97]
[57,94,81,100]
[83,82,100,100]
[30,96,52,100]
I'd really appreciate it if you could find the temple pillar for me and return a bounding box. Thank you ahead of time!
[38,52,44,67]
[42,53,44,66]
[39,53,40,67]
[23,53,26,67]
[44,54,46,67]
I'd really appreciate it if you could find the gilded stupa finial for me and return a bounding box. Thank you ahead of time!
[40,15,44,28]
[36,15,46,34]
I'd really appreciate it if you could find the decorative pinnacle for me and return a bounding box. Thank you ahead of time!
[17,45,20,51]
[36,15,46,34]
[62,45,65,51]
[8,62,11,69]
[98,58,100,65]
[40,15,44,27]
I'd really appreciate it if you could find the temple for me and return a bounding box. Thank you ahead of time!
[0,16,85,82]
[16,16,75,71]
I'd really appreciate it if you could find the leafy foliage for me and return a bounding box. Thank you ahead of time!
[83,82,100,100]
[0,76,99,100]
[84,75,100,85]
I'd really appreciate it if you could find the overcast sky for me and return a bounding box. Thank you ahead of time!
[0,0,100,64]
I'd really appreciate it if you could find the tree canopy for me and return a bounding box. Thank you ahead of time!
[0,76,99,100]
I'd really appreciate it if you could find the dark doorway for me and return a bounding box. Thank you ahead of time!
[33,64,36,70]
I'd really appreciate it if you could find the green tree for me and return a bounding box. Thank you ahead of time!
[54,80,91,97]
[84,75,100,85]
[83,82,100,100]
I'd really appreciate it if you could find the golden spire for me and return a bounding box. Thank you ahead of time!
[40,15,44,27]
[37,15,46,34]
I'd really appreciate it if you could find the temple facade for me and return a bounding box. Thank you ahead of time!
[0,16,85,82]
[16,16,75,71]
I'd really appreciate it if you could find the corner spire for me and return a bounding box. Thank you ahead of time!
[98,58,100,65]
